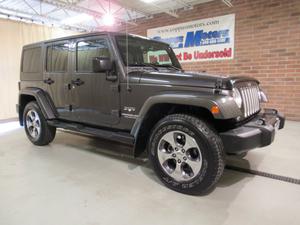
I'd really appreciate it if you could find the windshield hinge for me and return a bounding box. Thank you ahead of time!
[215,79,223,89]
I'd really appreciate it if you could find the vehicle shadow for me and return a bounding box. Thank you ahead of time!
[55,130,253,194]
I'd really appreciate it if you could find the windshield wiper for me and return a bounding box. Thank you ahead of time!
[128,63,159,71]
[157,64,183,71]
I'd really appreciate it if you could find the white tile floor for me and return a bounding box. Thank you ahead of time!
[0,121,299,225]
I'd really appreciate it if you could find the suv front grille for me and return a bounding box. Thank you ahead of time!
[239,84,260,117]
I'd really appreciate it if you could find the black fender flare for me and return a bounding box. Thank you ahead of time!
[130,93,242,139]
[18,88,57,125]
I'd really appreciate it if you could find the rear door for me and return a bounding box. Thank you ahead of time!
[69,36,120,127]
[44,41,72,119]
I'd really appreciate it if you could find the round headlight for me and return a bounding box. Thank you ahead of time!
[232,88,242,108]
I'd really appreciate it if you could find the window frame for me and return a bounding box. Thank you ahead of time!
[75,36,113,74]
[45,41,70,74]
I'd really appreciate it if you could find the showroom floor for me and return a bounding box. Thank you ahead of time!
[0,121,299,225]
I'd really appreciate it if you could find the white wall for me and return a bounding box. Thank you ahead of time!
[0,19,78,120]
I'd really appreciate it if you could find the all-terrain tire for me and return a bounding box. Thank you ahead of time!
[23,101,56,146]
[148,114,225,195]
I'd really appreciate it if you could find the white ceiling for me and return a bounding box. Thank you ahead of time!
[0,0,219,32]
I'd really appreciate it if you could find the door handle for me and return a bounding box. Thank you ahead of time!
[106,74,118,81]
[44,78,54,85]
[71,78,85,86]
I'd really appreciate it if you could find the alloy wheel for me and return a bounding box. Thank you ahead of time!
[157,130,202,182]
[26,109,41,141]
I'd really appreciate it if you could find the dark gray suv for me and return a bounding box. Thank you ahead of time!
[17,32,285,195]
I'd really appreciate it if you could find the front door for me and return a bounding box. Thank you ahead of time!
[69,36,120,127]
[44,41,72,119]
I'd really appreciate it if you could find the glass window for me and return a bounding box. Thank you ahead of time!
[76,39,110,72]
[115,35,181,69]
[22,47,41,73]
[46,43,69,72]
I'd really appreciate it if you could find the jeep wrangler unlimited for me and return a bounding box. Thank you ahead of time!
[17,32,285,195]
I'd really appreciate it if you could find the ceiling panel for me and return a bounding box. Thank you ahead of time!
[0,0,217,31]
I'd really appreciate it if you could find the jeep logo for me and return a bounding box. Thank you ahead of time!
[124,106,136,112]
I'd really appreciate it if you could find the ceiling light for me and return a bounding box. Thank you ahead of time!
[102,13,114,26]
[61,13,93,25]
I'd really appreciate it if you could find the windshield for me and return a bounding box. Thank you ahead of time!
[115,35,182,69]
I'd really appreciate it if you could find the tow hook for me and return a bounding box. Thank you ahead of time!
[257,118,266,125]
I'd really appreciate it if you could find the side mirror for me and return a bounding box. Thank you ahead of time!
[92,57,112,72]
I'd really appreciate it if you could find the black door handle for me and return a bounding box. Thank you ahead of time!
[106,74,118,81]
[71,78,85,86]
[44,78,54,85]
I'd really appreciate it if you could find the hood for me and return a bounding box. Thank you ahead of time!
[138,69,259,89]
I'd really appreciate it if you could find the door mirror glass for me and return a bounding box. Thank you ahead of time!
[92,57,112,72]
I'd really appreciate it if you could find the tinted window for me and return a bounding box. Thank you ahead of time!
[46,43,68,72]
[115,35,181,68]
[76,39,110,72]
[22,47,41,73]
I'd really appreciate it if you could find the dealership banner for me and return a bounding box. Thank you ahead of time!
[147,14,235,63]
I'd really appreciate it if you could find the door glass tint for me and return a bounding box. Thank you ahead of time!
[22,47,41,73]
[46,43,69,72]
[76,39,110,72]
[115,35,181,68]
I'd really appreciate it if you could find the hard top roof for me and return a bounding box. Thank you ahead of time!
[23,31,165,48]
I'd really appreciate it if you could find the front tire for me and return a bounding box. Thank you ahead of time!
[23,101,56,146]
[148,114,225,195]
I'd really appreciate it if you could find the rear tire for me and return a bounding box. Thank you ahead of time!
[23,101,56,146]
[148,114,225,195]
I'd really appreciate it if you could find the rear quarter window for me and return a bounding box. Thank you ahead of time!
[22,47,42,73]
[46,43,68,73]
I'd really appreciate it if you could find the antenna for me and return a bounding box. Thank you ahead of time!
[126,18,131,91]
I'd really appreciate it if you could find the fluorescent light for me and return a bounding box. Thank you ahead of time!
[61,13,93,25]
[102,13,114,26]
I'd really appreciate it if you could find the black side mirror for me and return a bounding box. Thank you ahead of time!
[92,57,112,72]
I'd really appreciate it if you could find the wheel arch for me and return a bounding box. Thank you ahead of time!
[18,88,57,126]
[132,102,215,157]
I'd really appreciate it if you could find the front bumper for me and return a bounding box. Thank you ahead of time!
[220,109,285,154]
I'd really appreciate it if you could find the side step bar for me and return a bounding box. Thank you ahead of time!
[48,120,134,145]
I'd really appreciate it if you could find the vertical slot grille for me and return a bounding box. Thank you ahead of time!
[239,85,260,117]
